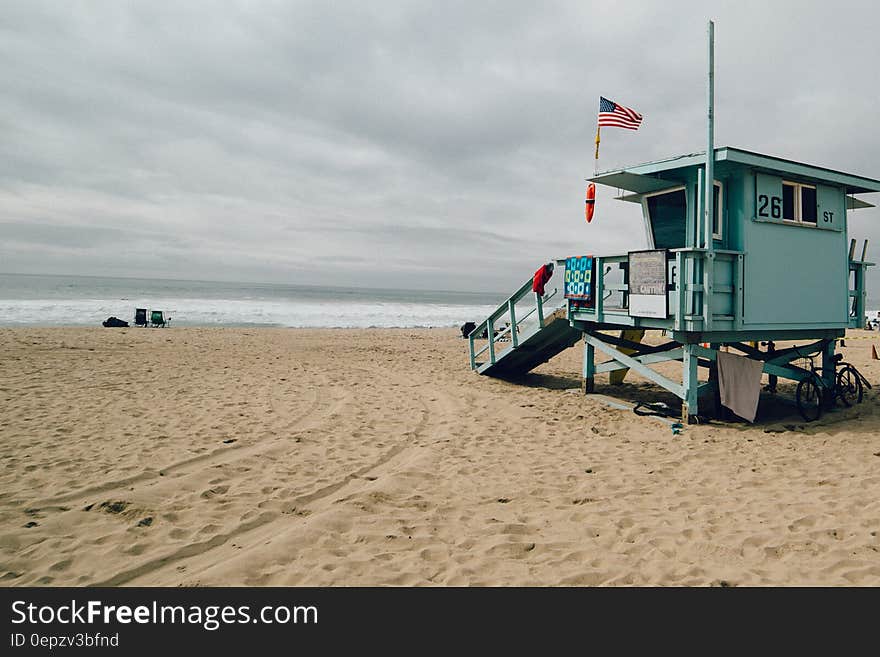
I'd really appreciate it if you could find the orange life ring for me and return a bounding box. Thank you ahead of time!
[585,183,596,223]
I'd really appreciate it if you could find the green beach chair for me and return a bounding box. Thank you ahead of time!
[150,310,169,328]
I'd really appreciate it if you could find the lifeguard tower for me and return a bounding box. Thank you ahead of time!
[468,147,877,422]
[467,23,877,422]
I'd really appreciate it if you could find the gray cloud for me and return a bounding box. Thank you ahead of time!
[1,0,879,297]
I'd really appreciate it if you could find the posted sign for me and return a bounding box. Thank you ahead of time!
[628,249,668,319]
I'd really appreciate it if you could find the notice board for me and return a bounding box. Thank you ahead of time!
[628,249,668,319]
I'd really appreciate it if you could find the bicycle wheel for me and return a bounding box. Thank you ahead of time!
[814,368,837,410]
[796,376,822,422]
[836,365,863,406]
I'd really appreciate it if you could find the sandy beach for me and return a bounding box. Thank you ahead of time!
[1,326,879,586]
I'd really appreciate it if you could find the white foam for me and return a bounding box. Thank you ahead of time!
[0,297,499,329]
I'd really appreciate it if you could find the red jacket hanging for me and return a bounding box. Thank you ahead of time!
[532,263,554,296]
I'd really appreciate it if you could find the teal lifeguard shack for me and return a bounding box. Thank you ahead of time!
[468,22,879,422]
[468,146,878,421]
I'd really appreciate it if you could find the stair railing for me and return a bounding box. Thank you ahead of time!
[468,277,559,370]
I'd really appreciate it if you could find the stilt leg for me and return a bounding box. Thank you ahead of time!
[766,340,777,393]
[708,342,721,418]
[821,339,836,389]
[582,335,594,394]
[682,343,699,423]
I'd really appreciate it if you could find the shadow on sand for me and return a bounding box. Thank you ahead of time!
[499,371,878,433]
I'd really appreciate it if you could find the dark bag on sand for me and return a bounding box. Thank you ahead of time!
[460,321,476,338]
[102,316,129,328]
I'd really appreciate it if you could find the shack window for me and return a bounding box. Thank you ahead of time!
[782,183,795,220]
[782,181,817,224]
[645,187,686,249]
[801,185,817,223]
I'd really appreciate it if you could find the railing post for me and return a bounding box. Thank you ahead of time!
[508,299,518,348]
[675,251,684,331]
[857,264,866,326]
[535,293,544,328]
[594,257,604,323]
[704,251,714,331]
[468,331,476,370]
[487,318,496,364]
[735,253,744,329]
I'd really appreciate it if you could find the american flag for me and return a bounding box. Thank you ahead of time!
[597,96,642,130]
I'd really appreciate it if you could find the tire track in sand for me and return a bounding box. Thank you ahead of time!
[99,363,445,586]
[29,375,345,509]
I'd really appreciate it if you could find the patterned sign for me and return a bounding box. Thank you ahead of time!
[564,256,594,305]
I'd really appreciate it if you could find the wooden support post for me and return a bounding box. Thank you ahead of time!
[820,339,836,389]
[468,332,476,370]
[766,340,777,393]
[682,343,699,423]
[582,334,595,394]
[708,342,721,417]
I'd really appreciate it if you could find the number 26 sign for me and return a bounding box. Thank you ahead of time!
[757,194,781,219]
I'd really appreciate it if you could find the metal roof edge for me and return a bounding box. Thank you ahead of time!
[722,148,880,193]
[591,146,880,194]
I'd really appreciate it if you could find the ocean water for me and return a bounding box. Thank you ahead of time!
[1,273,876,329]
[0,274,504,328]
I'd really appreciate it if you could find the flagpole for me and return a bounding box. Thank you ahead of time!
[705,20,715,251]
[594,125,600,175]
[704,19,715,331]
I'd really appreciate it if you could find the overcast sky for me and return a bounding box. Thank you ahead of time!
[2,0,879,293]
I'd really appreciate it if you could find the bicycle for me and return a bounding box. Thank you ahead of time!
[836,358,871,405]
[795,351,868,421]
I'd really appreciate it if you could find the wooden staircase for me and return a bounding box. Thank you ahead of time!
[468,274,582,378]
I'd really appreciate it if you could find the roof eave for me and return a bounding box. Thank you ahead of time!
[590,147,880,195]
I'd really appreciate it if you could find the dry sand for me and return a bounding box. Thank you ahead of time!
[1,326,879,586]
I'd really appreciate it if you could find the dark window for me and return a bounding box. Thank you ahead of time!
[801,186,817,223]
[712,183,721,236]
[646,189,687,249]
[782,183,795,220]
